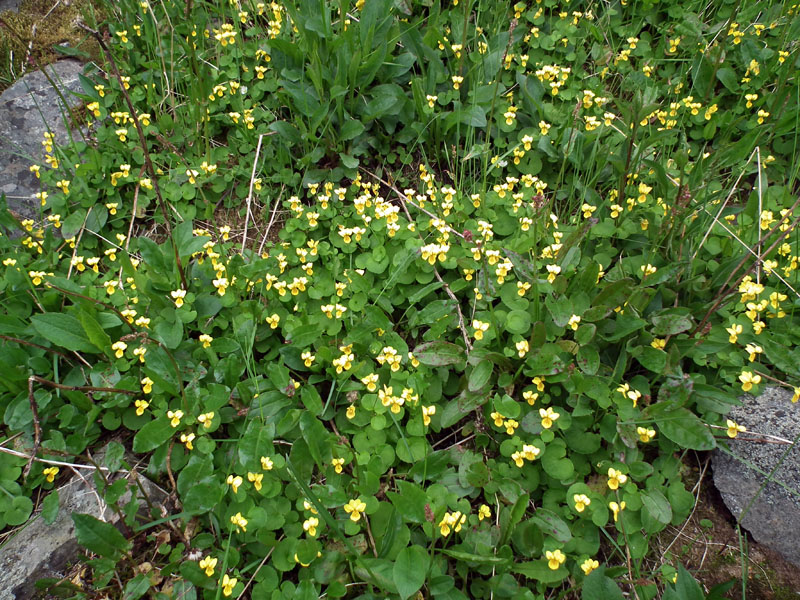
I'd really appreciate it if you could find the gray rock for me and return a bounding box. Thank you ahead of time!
[0,59,84,223]
[712,386,800,567]
[0,461,168,599]
[0,0,23,13]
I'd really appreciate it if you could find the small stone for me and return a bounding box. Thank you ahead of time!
[712,386,800,567]
[0,448,168,599]
[0,59,84,223]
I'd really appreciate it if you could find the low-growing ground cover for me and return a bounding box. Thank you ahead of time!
[0,0,799,598]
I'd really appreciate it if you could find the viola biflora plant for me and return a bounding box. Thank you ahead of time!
[0,0,799,598]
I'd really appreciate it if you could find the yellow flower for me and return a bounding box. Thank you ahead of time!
[478,504,491,521]
[438,511,466,536]
[539,406,560,429]
[344,498,366,522]
[221,573,237,596]
[266,314,280,329]
[637,427,656,443]
[726,419,746,438]
[567,314,581,330]
[331,457,345,473]
[422,405,436,426]
[609,501,626,522]
[532,376,546,392]
[726,323,742,343]
[198,412,214,429]
[247,471,263,491]
[346,404,356,419]
[171,289,186,307]
[607,467,627,490]
[738,370,761,391]
[523,390,539,405]
[112,341,127,359]
[515,340,529,358]
[546,264,561,283]
[581,558,599,575]
[641,263,657,276]
[167,409,184,427]
[43,466,59,483]
[135,399,149,415]
[303,516,319,537]
[132,346,146,363]
[180,432,195,450]
[503,419,519,435]
[199,556,217,577]
[199,334,213,348]
[260,456,274,470]
[745,344,762,362]
[573,494,591,512]
[490,411,505,427]
[545,549,566,570]
[301,351,315,367]
[651,338,666,350]
[792,387,800,403]
[472,320,490,340]
[226,474,243,494]
[141,377,153,394]
[230,512,248,533]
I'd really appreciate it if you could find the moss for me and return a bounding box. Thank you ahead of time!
[0,0,104,92]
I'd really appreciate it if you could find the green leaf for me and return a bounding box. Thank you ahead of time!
[123,573,151,600]
[545,295,573,328]
[505,310,531,334]
[41,490,59,525]
[468,360,493,392]
[513,560,567,583]
[392,545,429,600]
[715,67,739,93]
[500,493,529,545]
[582,566,625,600]
[77,310,112,356]
[299,412,330,468]
[31,313,100,353]
[636,347,666,374]
[530,509,572,544]
[440,549,511,565]
[457,105,487,127]
[576,346,599,375]
[6,495,33,526]
[72,513,131,559]
[413,341,466,367]
[173,220,208,258]
[645,403,716,450]
[641,489,672,524]
[132,417,175,453]
[762,340,800,377]
[650,311,692,336]
[386,480,428,524]
[269,120,303,144]
[238,419,276,470]
[340,119,365,141]
[591,278,634,309]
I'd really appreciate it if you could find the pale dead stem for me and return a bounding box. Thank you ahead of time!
[241,131,277,254]
[361,168,474,353]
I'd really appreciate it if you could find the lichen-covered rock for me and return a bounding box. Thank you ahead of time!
[0,59,84,223]
[712,386,800,567]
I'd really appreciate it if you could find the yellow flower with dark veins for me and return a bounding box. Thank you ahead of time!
[331,457,345,473]
[637,427,656,443]
[43,466,59,483]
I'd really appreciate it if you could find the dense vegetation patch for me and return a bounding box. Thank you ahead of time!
[1,0,799,598]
